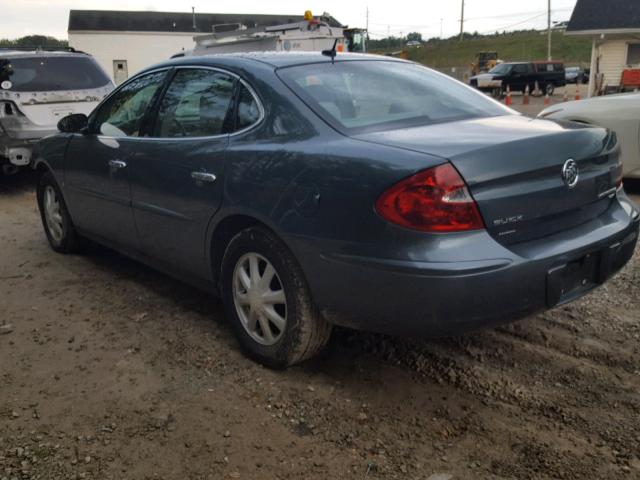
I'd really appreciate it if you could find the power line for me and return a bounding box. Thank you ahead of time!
[367,8,572,31]
[478,11,549,35]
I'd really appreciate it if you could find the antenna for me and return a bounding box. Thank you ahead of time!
[321,39,339,64]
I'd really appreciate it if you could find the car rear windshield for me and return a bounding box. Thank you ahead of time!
[278,60,510,134]
[0,55,111,92]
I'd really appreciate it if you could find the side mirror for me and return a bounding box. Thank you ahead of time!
[57,113,88,133]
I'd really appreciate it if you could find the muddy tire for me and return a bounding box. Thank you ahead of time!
[221,227,332,368]
[37,171,84,254]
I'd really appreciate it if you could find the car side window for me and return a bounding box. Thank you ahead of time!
[153,69,235,138]
[92,71,166,137]
[236,84,261,131]
[512,64,528,74]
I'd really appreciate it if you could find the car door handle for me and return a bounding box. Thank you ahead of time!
[108,160,127,170]
[191,171,217,184]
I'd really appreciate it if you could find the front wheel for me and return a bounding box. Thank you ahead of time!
[221,227,332,368]
[37,171,84,253]
[545,83,555,96]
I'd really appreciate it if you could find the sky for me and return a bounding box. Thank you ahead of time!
[0,0,579,40]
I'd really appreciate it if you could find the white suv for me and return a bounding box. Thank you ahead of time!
[0,49,113,175]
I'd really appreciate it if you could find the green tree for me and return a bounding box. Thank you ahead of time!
[0,35,68,49]
[406,32,422,42]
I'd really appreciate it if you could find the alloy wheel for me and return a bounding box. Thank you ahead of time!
[43,185,64,243]
[232,252,287,346]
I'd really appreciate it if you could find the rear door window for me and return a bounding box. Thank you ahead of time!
[0,55,111,92]
[153,69,235,138]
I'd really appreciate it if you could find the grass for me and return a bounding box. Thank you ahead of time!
[384,31,592,70]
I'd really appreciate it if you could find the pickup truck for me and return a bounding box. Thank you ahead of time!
[470,61,566,97]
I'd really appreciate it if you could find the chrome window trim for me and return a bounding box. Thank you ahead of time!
[90,65,265,142]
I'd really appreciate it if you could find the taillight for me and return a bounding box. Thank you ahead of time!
[375,163,484,233]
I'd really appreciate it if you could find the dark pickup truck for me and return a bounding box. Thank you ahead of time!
[470,61,566,97]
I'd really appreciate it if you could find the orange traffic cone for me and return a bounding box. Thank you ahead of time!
[505,85,512,106]
[533,80,541,97]
[574,84,581,101]
[544,93,551,106]
[523,85,530,105]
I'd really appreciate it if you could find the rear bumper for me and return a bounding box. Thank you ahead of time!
[1,127,54,166]
[294,193,639,337]
[0,136,41,166]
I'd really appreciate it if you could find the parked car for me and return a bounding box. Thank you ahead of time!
[470,61,566,96]
[0,48,113,175]
[539,92,640,179]
[565,66,589,84]
[34,53,639,368]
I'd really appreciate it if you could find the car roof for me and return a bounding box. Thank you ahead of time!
[160,51,405,69]
[0,49,89,59]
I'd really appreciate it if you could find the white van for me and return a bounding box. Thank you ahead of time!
[0,49,114,175]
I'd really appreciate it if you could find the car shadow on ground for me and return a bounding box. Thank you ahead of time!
[0,169,37,194]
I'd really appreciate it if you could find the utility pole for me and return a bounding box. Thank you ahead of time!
[440,18,443,39]
[459,0,465,42]
[547,0,552,60]
[192,6,196,30]
[365,7,369,53]
[366,7,369,33]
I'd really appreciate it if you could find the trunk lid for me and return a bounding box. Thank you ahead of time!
[354,115,621,245]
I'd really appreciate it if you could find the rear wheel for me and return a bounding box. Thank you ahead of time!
[221,227,332,368]
[37,171,84,253]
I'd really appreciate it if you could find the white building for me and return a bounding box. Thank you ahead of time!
[566,0,640,97]
[67,10,314,84]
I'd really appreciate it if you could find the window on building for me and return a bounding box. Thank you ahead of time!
[627,44,640,66]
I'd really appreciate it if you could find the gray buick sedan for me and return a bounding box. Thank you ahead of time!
[34,53,639,368]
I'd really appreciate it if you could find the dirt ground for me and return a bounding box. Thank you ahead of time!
[1,171,639,480]
[508,84,590,117]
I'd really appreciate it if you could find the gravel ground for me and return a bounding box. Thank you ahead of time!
[1,171,639,480]
[507,84,590,117]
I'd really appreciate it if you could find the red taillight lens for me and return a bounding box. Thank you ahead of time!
[375,163,484,233]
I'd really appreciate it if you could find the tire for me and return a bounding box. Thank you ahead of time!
[545,82,555,96]
[37,171,84,254]
[220,227,332,368]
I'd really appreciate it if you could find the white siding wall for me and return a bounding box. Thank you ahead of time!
[597,39,629,88]
[68,32,197,83]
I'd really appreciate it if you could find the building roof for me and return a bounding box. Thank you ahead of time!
[567,0,640,33]
[68,10,344,34]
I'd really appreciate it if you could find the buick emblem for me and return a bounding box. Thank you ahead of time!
[561,159,579,188]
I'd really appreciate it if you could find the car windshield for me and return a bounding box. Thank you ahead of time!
[566,67,579,73]
[0,55,111,92]
[489,63,512,75]
[278,61,511,134]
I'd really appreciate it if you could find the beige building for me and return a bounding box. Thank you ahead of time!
[566,0,640,97]
[67,10,308,84]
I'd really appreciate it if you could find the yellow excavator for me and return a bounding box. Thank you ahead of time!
[471,51,499,76]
